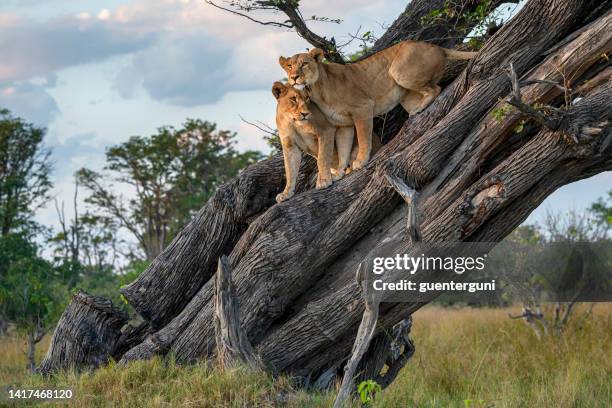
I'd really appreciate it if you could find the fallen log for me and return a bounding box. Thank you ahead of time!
[37,292,127,374]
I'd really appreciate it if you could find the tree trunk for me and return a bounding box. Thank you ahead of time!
[0,314,8,336]
[37,292,127,374]
[42,0,611,398]
[27,331,36,373]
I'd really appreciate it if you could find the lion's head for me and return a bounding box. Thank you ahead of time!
[278,48,324,86]
[272,82,312,123]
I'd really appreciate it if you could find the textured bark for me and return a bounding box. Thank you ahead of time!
[214,255,264,370]
[120,155,316,329]
[44,0,611,398]
[37,292,127,374]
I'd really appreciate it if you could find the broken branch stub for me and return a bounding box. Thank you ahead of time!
[214,255,264,371]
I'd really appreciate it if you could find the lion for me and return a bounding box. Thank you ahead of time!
[272,81,380,203]
[279,41,477,170]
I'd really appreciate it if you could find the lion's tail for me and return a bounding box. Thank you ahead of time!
[443,48,478,60]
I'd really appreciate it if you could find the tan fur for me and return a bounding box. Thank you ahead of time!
[272,82,380,203]
[279,41,477,170]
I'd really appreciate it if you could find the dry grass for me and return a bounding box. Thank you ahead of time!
[1,305,610,407]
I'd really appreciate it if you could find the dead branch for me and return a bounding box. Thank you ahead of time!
[214,255,264,370]
[206,0,343,63]
[506,62,564,131]
[238,115,277,137]
[385,171,421,244]
[333,263,380,408]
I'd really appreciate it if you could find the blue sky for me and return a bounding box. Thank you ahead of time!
[0,0,609,235]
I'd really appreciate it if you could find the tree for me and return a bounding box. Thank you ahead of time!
[41,1,612,405]
[0,109,52,236]
[506,207,611,338]
[0,109,53,335]
[590,189,612,232]
[0,233,64,371]
[76,119,262,261]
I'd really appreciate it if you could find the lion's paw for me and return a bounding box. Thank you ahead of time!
[316,176,333,189]
[276,190,294,203]
[331,168,345,182]
[351,158,369,171]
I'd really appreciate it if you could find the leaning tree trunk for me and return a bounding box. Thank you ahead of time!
[41,0,611,398]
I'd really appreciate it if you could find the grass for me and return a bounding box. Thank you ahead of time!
[1,305,610,407]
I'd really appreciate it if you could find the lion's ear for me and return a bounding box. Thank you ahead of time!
[278,56,288,68]
[309,48,325,63]
[272,82,287,100]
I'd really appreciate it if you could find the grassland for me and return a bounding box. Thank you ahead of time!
[1,305,610,407]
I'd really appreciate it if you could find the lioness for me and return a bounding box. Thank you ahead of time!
[272,82,379,203]
[279,41,477,170]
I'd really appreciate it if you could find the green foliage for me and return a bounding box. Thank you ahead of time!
[309,15,342,24]
[358,379,381,405]
[490,104,514,123]
[421,0,502,47]
[0,233,66,336]
[513,119,526,134]
[590,190,612,228]
[77,119,263,260]
[0,109,52,236]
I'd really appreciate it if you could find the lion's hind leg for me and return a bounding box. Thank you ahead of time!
[389,45,444,115]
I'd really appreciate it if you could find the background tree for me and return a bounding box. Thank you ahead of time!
[77,119,262,261]
[50,177,123,298]
[589,189,612,232]
[504,206,611,337]
[0,109,53,336]
[0,109,52,236]
[0,233,65,371]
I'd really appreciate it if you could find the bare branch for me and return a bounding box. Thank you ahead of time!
[206,0,343,63]
[506,62,563,131]
[333,262,379,408]
[205,0,292,28]
[238,115,277,137]
[384,171,421,244]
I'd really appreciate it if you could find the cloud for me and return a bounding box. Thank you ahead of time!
[117,34,234,105]
[0,11,156,82]
[1,0,409,113]
[114,29,304,106]
[50,132,105,174]
[0,80,60,126]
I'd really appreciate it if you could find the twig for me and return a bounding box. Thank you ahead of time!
[239,115,278,137]
[506,62,564,133]
[206,0,344,63]
[205,1,292,28]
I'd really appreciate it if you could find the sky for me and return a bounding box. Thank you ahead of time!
[0,0,609,236]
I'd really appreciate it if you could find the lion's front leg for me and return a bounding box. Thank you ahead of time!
[316,128,334,189]
[332,126,354,181]
[352,117,373,171]
[277,135,302,203]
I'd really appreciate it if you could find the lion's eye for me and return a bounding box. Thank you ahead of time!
[290,97,297,103]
